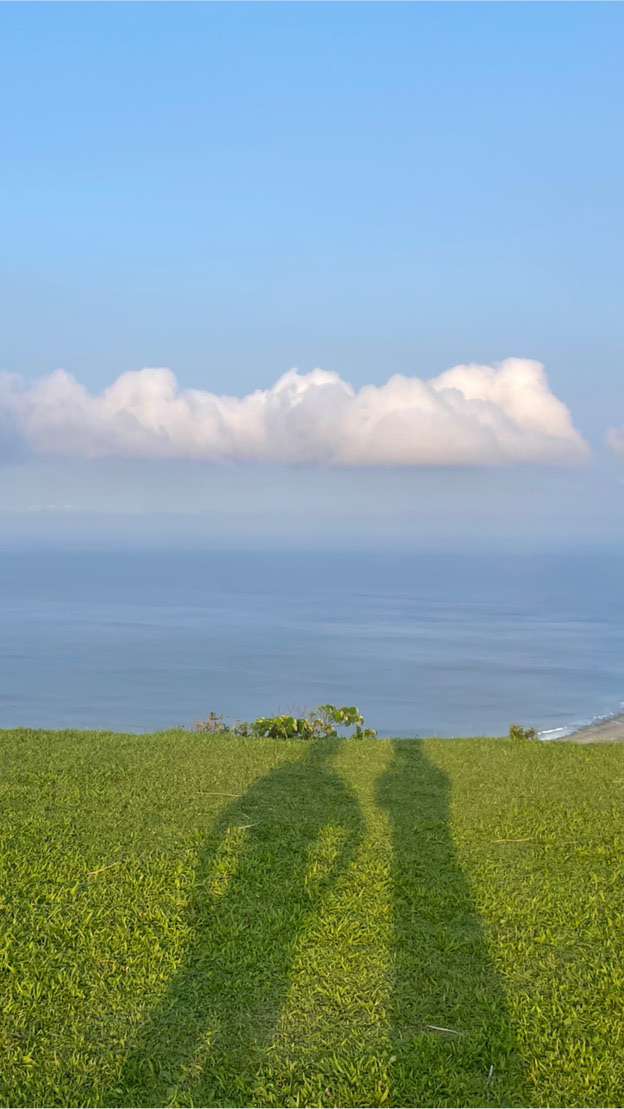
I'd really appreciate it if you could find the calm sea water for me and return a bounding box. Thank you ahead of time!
[0,547,623,738]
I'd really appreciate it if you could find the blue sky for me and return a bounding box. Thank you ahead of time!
[1,2,623,547]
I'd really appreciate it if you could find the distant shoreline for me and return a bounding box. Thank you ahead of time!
[561,711,624,744]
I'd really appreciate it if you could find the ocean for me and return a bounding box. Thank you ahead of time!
[0,546,622,738]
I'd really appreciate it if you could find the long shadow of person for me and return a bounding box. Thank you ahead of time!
[377,741,531,1108]
[106,740,363,1108]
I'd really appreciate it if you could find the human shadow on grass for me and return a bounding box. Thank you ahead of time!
[378,741,531,1108]
[106,740,363,1108]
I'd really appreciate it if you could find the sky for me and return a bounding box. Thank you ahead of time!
[1,2,623,549]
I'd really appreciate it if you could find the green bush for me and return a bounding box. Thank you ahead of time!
[508,722,539,741]
[194,704,377,740]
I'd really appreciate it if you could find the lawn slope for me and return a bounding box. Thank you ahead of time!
[1,730,623,1107]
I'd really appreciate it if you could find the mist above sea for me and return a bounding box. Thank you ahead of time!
[1,546,622,738]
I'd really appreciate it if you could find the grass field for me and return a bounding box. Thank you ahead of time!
[1,730,624,1108]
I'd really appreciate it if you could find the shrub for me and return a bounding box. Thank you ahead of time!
[194,704,377,740]
[508,722,539,742]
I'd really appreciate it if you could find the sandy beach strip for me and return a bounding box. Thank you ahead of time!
[562,711,624,744]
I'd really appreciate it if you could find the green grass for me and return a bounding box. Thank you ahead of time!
[1,730,624,1107]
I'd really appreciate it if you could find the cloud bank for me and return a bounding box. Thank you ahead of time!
[0,358,588,467]
[607,426,624,460]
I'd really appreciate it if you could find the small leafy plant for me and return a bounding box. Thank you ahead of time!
[508,722,539,741]
[194,704,377,740]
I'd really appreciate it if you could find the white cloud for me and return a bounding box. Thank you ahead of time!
[607,426,624,460]
[0,358,588,467]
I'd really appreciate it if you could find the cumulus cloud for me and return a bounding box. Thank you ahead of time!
[607,426,624,460]
[0,358,588,467]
